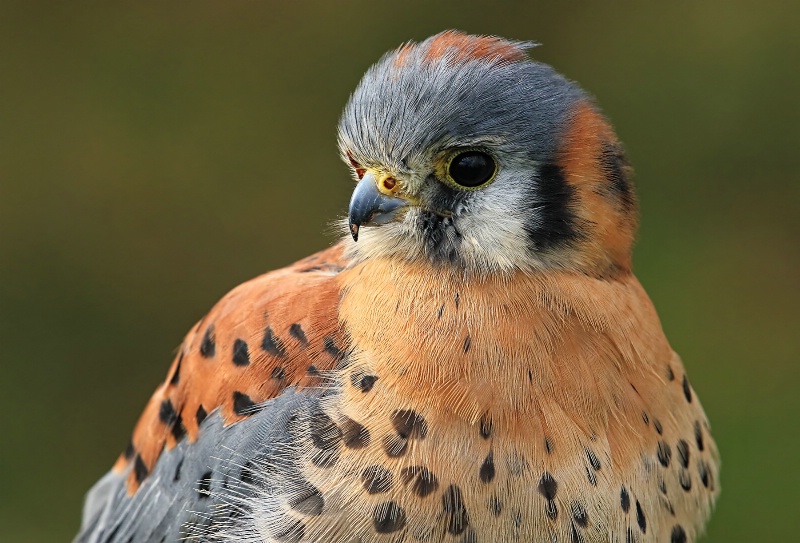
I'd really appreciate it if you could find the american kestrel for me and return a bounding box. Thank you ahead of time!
[75,31,719,543]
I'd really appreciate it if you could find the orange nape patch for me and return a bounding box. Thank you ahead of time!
[395,30,528,67]
[113,243,350,494]
[557,100,639,274]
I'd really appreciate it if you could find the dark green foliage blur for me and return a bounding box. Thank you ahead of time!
[1,1,798,540]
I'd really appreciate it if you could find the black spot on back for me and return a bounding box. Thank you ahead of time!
[169,353,183,385]
[196,405,207,426]
[232,391,261,416]
[271,366,286,380]
[373,501,406,533]
[323,337,344,360]
[173,458,183,482]
[123,440,135,460]
[572,501,589,528]
[159,399,178,426]
[232,338,250,366]
[463,335,471,353]
[199,326,215,358]
[133,454,148,484]
[654,418,663,435]
[524,163,582,251]
[479,414,493,439]
[289,323,308,346]
[262,326,287,357]
[545,437,553,454]
[488,495,503,516]
[170,413,186,441]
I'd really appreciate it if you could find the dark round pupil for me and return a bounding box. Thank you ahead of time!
[449,151,495,187]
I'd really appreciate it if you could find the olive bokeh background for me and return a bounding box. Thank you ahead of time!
[2,1,798,541]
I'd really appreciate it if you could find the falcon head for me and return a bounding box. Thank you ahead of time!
[338,31,638,277]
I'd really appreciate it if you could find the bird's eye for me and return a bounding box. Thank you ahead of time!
[446,151,497,189]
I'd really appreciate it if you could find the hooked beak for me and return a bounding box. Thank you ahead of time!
[348,172,409,241]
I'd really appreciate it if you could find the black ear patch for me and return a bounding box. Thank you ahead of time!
[599,141,634,211]
[524,164,583,251]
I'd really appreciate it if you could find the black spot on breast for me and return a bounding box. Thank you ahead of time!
[676,439,690,468]
[461,528,477,543]
[585,466,598,486]
[682,375,693,403]
[585,447,601,470]
[599,141,634,211]
[196,405,207,426]
[373,501,406,533]
[571,502,589,529]
[620,486,631,513]
[488,495,503,516]
[642,411,649,425]
[391,409,428,439]
[289,323,308,346]
[323,337,344,360]
[197,470,212,497]
[288,484,324,516]
[361,465,393,494]
[454,292,460,309]
[133,454,148,484]
[309,409,342,450]
[173,458,183,482]
[437,304,445,319]
[443,484,469,535]
[400,466,439,497]
[262,326,287,357]
[570,522,584,543]
[271,366,286,380]
[350,369,378,393]
[545,437,553,454]
[169,353,182,385]
[666,365,675,381]
[232,338,250,366]
[545,499,558,521]
[626,527,637,543]
[479,453,496,483]
[199,326,215,358]
[698,460,711,488]
[232,391,261,416]
[524,163,582,251]
[341,417,370,449]
[654,418,663,435]
[671,525,687,543]
[463,335,471,353]
[635,501,646,533]
[382,434,408,457]
[679,469,692,491]
[694,421,705,451]
[538,472,558,500]
[657,441,672,467]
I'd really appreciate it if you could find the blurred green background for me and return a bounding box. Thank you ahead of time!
[1,1,798,541]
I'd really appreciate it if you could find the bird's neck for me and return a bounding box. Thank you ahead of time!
[336,257,670,427]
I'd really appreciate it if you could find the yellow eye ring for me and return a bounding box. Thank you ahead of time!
[442,149,498,190]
